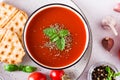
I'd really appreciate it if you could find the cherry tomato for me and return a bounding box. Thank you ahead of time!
[28,72,46,80]
[50,70,64,80]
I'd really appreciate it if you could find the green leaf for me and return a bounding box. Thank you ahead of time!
[4,64,18,72]
[50,34,59,42]
[43,27,70,51]
[56,37,65,51]
[59,29,69,37]
[106,77,112,80]
[18,65,25,71]
[105,66,115,80]
[43,28,57,37]
[108,72,113,80]
[113,72,120,77]
[105,66,111,74]
[22,66,37,73]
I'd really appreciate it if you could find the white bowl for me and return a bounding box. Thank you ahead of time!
[23,3,90,69]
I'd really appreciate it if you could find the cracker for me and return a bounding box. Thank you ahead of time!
[0,2,18,28]
[0,2,27,64]
[0,2,28,41]
[0,28,6,42]
[0,30,25,64]
[4,11,28,41]
[19,10,28,20]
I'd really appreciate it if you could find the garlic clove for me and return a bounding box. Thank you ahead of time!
[62,74,71,80]
[101,16,118,36]
[109,25,118,36]
[102,18,111,30]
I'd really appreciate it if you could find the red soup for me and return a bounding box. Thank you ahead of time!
[25,5,88,68]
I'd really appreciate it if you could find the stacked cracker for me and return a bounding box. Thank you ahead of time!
[0,2,28,64]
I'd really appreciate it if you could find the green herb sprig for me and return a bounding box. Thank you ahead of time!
[105,66,120,80]
[4,64,37,73]
[18,65,37,73]
[43,27,69,51]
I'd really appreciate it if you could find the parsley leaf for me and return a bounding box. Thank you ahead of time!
[105,66,120,80]
[105,66,114,80]
[113,72,120,77]
[105,66,112,74]
[56,37,65,51]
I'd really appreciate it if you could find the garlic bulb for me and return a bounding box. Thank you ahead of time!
[101,16,118,36]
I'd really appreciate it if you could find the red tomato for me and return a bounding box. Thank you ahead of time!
[28,72,46,80]
[50,70,64,80]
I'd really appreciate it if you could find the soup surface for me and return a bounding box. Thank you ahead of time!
[26,6,87,67]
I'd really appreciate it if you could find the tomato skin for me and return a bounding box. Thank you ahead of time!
[28,72,46,80]
[50,70,64,80]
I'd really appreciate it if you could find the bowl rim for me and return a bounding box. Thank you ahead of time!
[23,3,91,70]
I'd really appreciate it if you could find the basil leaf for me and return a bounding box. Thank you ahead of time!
[50,34,59,42]
[21,66,37,73]
[43,27,70,51]
[59,30,69,37]
[43,28,57,37]
[22,66,37,73]
[4,64,18,72]
[18,65,25,71]
[56,37,65,51]
[51,36,59,42]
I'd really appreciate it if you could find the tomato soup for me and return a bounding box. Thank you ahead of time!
[25,5,88,68]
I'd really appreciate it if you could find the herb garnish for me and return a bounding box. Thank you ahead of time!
[43,27,69,51]
[105,66,120,80]
[4,64,37,73]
